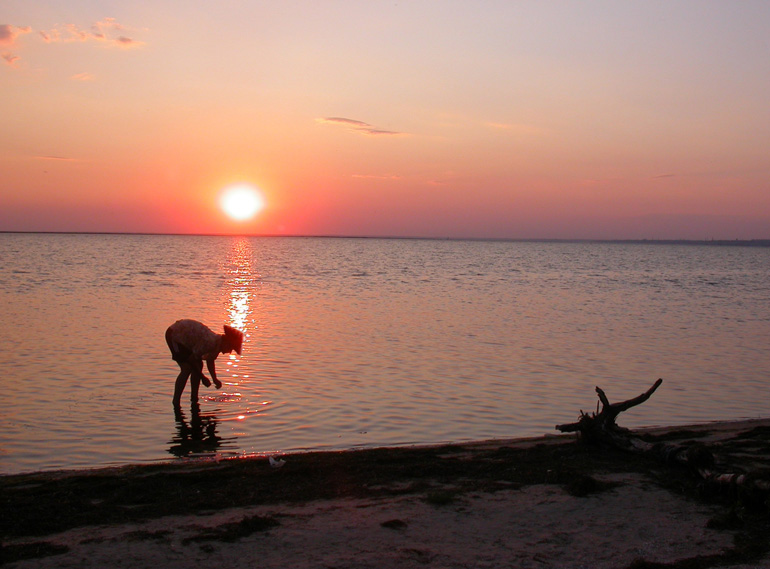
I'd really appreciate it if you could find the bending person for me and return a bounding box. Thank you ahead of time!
[165,319,244,407]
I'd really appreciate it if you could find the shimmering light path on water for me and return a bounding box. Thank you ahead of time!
[1,234,769,474]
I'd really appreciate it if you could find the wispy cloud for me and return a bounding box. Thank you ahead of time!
[33,155,78,161]
[38,30,56,43]
[0,24,31,45]
[92,17,125,37]
[71,72,95,81]
[317,116,406,136]
[651,169,760,180]
[115,36,142,48]
[319,117,369,128]
[2,52,19,65]
[1,24,31,66]
[3,18,145,68]
[351,174,402,180]
[651,171,733,180]
[39,18,145,49]
[360,128,403,136]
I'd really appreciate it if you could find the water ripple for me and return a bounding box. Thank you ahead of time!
[2,235,770,473]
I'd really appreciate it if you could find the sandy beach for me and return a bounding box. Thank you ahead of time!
[3,420,770,569]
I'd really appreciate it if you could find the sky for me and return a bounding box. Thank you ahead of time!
[2,0,769,240]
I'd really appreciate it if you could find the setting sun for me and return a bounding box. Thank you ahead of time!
[219,184,265,221]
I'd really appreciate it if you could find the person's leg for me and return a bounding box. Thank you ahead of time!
[190,364,211,388]
[189,359,204,404]
[173,364,192,407]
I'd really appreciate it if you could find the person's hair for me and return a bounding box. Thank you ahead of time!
[223,325,244,355]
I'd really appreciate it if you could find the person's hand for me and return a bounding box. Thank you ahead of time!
[201,376,211,388]
[214,379,222,389]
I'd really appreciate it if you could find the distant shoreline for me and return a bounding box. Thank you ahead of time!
[3,230,769,247]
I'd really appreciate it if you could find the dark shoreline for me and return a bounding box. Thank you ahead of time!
[3,419,770,568]
[4,419,770,537]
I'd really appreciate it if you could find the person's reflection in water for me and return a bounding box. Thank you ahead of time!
[168,404,223,458]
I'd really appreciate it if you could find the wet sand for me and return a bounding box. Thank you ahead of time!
[3,420,770,569]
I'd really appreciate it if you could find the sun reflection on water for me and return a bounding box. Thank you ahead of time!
[225,237,256,333]
[219,237,260,415]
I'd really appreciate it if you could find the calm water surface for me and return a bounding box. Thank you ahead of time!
[1,234,769,474]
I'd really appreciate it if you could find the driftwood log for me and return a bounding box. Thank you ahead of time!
[556,378,663,443]
[556,379,770,497]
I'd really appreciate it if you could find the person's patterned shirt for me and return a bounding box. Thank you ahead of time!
[166,319,222,360]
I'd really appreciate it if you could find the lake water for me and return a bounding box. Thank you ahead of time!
[1,233,769,474]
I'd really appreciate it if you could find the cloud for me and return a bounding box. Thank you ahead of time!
[2,52,19,66]
[319,117,370,127]
[0,24,31,45]
[92,17,124,36]
[1,24,31,66]
[33,155,78,161]
[4,18,145,68]
[358,128,403,136]
[351,174,402,180]
[114,35,144,48]
[71,72,94,81]
[39,18,145,49]
[317,116,406,136]
[65,23,90,42]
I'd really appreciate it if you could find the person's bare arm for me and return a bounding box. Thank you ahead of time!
[206,358,222,389]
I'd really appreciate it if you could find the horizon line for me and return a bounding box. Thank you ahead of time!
[2,230,769,247]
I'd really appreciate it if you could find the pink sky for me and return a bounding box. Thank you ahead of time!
[2,1,769,239]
